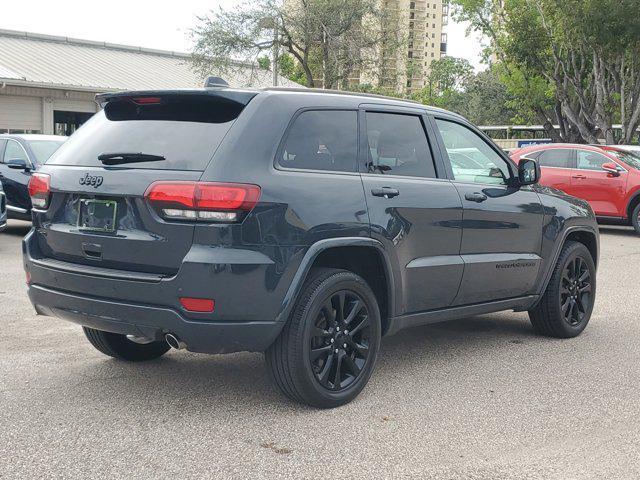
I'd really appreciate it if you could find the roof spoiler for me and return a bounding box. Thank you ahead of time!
[95,89,257,108]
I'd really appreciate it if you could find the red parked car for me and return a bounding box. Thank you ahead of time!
[510,144,640,234]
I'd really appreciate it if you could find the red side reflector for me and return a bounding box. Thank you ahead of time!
[131,97,162,105]
[25,271,31,285]
[179,297,215,313]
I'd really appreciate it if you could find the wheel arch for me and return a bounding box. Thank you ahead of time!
[627,191,640,223]
[534,225,599,304]
[276,238,396,335]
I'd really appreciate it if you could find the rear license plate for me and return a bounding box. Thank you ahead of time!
[78,199,117,233]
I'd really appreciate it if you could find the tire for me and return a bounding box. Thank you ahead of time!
[632,203,640,235]
[83,327,170,361]
[265,268,382,408]
[529,241,596,338]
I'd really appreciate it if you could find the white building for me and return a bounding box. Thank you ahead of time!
[0,29,298,136]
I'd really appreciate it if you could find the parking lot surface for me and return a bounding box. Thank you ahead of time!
[2,219,639,479]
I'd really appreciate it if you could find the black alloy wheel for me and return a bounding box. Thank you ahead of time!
[560,255,593,326]
[266,268,381,408]
[528,241,596,338]
[309,290,371,391]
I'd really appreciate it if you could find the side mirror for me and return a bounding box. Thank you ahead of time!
[518,158,540,186]
[6,158,29,171]
[601,162,620,177]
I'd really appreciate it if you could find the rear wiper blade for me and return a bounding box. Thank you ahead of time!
[98,152,166,166]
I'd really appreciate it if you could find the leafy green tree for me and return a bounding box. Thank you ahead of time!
[452,0,640,144]
[191,0,400,89]
[257,55,271,70]
[462,66,519,125]
[411,57,473,109]
[277,53,308,85]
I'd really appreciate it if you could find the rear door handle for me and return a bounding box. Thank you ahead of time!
[465,192,488,203]
[371,187,400,198]
[572,175,587,179]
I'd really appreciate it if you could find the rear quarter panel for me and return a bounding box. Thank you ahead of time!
[192,92,370,321]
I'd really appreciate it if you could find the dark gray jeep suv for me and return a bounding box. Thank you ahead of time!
[23,88,599,408]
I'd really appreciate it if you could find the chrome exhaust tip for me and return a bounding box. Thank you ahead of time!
[165,333,186,350]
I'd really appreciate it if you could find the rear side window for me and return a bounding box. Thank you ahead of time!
[366,112,436,178]
[278,110,358,172]
[47,95,247,171]
[27,140,65,164]
[538,149,573,168]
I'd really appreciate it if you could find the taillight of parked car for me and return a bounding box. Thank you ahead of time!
[28,173,51,209]
[144,181,261,223]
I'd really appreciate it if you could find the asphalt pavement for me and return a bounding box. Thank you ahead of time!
[1,219,639,479]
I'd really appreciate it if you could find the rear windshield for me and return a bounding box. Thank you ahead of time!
[46,96,245,171]
[27,140,65,164]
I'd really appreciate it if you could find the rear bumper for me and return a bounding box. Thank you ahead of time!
[23,228,306,354]
[7,206,31,222]
[28,284,284,354]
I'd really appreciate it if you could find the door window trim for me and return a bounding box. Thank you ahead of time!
[3,139,33,169]
[431,115,517,186]
[273,107,361,176]
[358,108,447,180]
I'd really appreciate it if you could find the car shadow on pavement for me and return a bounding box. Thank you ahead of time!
[2,220,31,237]
[64,314,538,411]
[598,226,638,238]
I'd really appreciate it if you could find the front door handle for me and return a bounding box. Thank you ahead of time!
[371,187,400,198]
[465,192,488,203]
[572,174,587,179]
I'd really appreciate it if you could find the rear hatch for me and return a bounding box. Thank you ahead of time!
[32,90,255,275]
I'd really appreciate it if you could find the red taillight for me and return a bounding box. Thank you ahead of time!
[28,173,51,209]
[179,297,215,312]
[144,181,261,222]
[25,271,31,285]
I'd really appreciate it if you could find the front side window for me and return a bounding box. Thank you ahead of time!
[366,112,436,178]
[3,140,29,165]
[436,119,511,185]
[576,150,614,171]
[279,110,358,172]
[537,149,573,168]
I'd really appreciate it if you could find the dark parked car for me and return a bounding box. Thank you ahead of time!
[0,180,6,231]
[24,88,599,407]
[0,134,67,221]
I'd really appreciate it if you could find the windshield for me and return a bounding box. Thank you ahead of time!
[27,140,65,164]
[610,150,640,170]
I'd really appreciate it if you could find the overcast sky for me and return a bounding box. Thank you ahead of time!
[1,0,486,71]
